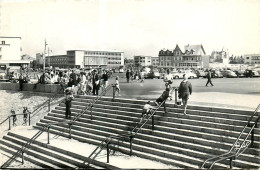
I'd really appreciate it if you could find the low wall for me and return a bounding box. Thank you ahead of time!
[0,82,64,94]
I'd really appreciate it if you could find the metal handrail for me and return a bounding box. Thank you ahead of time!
[0,94,61,129]
[201,104,260,169]
[1,85,112,168]
[84,99,167,167]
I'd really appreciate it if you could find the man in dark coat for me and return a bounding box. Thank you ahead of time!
[206,69,214,87]
[92,70,100,95]
[126,70,130,83]
[70,70,77,86]
[178,74,192,115]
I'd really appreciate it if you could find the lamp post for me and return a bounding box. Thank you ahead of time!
[43,39,48,71]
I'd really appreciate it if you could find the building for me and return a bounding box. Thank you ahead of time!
[36,53,44,68]
[244,54,260,65]
[158,44,209,69]
[181,44,209,68]
[151,57,159,66]
[45,50,124,69]
[134,55,152,67]
[0,36,30,69]
[210,49,229,65]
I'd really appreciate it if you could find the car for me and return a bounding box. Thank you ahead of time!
[145,71,160,79]
[221,70,237,78]
[119,69,124,73]
[172,71,197,79]
[195,70,206,78]
[252,70,259,77]
[233,70,245,78]
[212,70,223,78]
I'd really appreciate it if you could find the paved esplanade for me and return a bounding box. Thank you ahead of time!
[110,76,260,111]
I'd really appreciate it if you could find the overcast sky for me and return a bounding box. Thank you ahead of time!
[0,0,259,58]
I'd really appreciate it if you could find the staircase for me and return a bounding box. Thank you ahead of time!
[1,95,260,168]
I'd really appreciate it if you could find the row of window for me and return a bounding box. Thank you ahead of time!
[49,58,67,61]
[251,56,260,60]
[85,52,122,56]
[160,56,202,61]
[108,57,121,60]
[179,63,198,66]
[108,62,121,64]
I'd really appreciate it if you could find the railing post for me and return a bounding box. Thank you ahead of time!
[250,126,255,148]
[90,105,93,120]
[175,88,178,105]
[230,157,233,169]
[29,113,31,126]
[69,123,72,139]
[107,142,110,163]
[22,152,24,164]
[129,136,133,156]
[8,116,11,130]
[112,84,116,100]
[48,96,51,112]
[47,127,50,144]
[152,115,154,130]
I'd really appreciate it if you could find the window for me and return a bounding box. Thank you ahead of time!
[1,41,5,44]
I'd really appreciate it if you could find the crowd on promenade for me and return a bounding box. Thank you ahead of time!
[13,68,115,96]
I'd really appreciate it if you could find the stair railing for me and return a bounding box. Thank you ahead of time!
[84,100,167,168]
[0,85,112,169]
[201,104,260,169]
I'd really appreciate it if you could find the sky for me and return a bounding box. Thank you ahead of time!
[0,0,260,58]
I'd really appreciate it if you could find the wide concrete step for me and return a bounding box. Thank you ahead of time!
[66,104,260,139]
[0,138,60,168]
[47,111,260,156]
[72,98,256,122]
[6,132,119,170]
[36,118,259,168]
[74,95,255,116]
[0,141,53,169]
[35,121,217,169]
[42,113,260,163]
[53,106,260,147]
[62,101,259,128]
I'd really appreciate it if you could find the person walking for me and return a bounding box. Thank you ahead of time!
[64,88,74,119]
[126,70,130,83]
[178,74,192,115]
[205,69,214,87]
[70,70,77,86]
[92,70,100,95]
[102,70,109,88]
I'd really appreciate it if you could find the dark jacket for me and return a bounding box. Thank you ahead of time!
[178,80,192,96]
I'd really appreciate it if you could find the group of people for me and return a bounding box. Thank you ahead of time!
[140,73,192,123]
[126,70,144,83]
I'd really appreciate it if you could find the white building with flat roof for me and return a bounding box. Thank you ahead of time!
[0,37,30,69]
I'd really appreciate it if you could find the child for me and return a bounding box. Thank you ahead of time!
[115,76,120,96]
[11,108,17,127]
[85,81,93,95]
[154,88,170,114]
[23,107,28,125]
[140,101,157,123]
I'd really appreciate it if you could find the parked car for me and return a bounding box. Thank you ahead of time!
[195,70,206,78]
[172,71,197,79]
[233,70,245,78]
[221,70,237,78]
[212,70,223,78]
[145,71,160,79]
[244,70,253,78]
[252,70,260,77]
[119,69,124,73]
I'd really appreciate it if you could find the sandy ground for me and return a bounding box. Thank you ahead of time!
[0,90,177,169]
